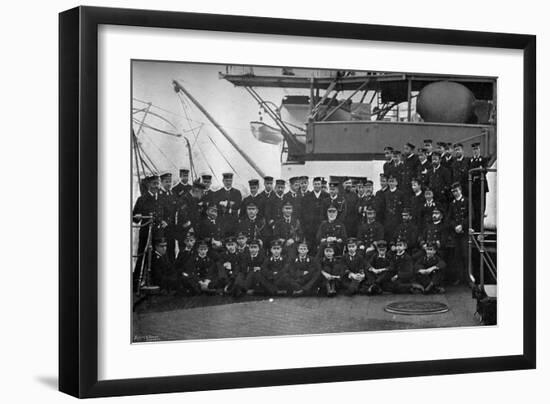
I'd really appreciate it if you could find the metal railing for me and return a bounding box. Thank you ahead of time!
[468,167,497,289]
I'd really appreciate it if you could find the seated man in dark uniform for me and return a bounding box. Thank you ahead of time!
[414,242,446,294]
[319,243,344,297]
[182,239,219,294]
[246,240,289,296]
[285,241,321,296]
[216,236,243,296]
[363,240,394,295]
[390,239,424,294]
[272,201,303,259]
[316,206,347,257]
[391,208,419,256]
[340,238,366,296]
[237,239,265,297]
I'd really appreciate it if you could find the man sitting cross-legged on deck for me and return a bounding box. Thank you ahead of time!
[285,241,322,296]
[413,242,446,294]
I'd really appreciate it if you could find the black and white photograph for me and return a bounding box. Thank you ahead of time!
[131,61,497,342]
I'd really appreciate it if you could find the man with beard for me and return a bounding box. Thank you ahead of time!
[321,181,347,221]
[357,178,377,224]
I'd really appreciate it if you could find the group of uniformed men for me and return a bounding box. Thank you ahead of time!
[132,138,490,298]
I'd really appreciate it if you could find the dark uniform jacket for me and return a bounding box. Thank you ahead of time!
[408,192,426,228]
[402,154,420,193]
[174,193,200,236]
[441,153,454,170]
[132,191,166,226]
[469,156,490,193]
[448,196,469,232]
[416,160,431,186]
[357,193,377,222]
[196,217,224,243]
[150,250,177,289]
[174,248,195,272]
[387,162,405,187]
[321,195,347,221]
[368,252,394,272]
[374,187,388,222]
[184,254,217,280]
[316,220,347,244]
[451,156,470,193]
[272,216,303,243]
[261,256,287,280]
[414,254,446,272]
[420,200,440,230]
[287,256,321,280]
[214,187,242,217]
[172,181,192,198]
[265,193,286,225]
[198,189,215,216]
[217,251,242,279]
[383,188,405,224]
[301,190,329,229]
[357,220,385,247]
[392,221,419,250]
[240,252,266,275]
[239,193,265,218]
[427,165,451,204]
[283,191,303,220]
[237,216,268,243]
[420,221,449,249]
[341,253,365,275]
[320,257,344,277]
[343,190,359,225]
[392,252,414,279]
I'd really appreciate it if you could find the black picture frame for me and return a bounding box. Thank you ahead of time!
[59,6,536,398]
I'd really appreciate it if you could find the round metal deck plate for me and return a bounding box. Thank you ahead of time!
[385,301,449,315]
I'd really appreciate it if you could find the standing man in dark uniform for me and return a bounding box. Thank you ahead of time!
[196,205,224,254]
[374,173,389,223]
[448,182,470,285]
[272,201,303,259]
[343,177,359,237]
[427,152,452,209]
[383,175,405,240]
[391,208,419,256]
[321,181,347,221]
[214,172,242,237]
[409,178,425,230]
[150,237,179,294]
[416,148,431,187]
[442,142,454,169]
[423,139,434,162]
[469,142,490,230]
[450,143,470,196]
[316,206,347,256]
[283,176,303,221]
[301,177,328,251]
[159,172,178,261]
[389,150,405,188]
[299,176,310,196]
[259,176,274,203]
[132,174,166,292]
[382,146,394,177]
[402,142,419,197]
[240,179,264,219]
[172,167,192,198]
[199,173,215,217]
[265,179,286,228]
[357,179,377,224]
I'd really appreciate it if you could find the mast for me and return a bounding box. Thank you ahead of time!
[172,79,265,178]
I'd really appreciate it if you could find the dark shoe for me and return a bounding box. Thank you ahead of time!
[276,290,288,296]
[424,282,434,294]
[292,289,304,296]
[434,286,446,294]
[246,289,255,296]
